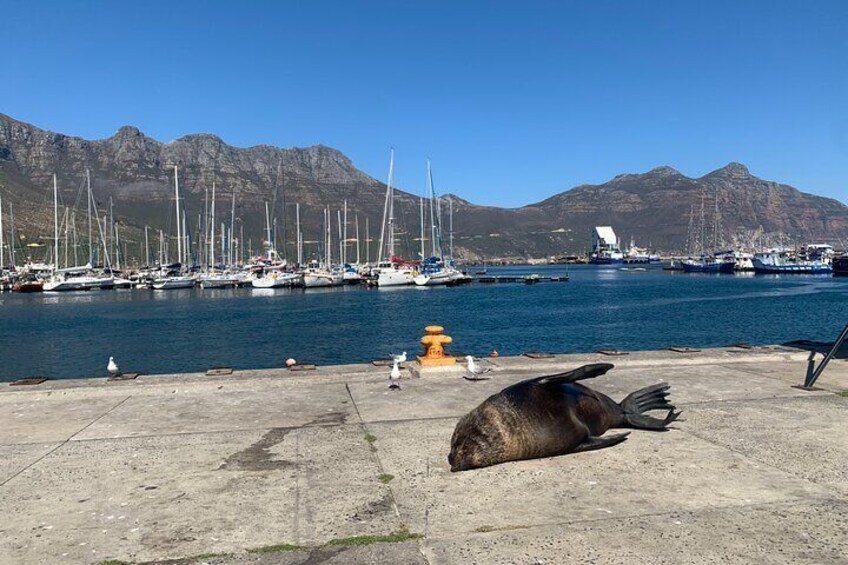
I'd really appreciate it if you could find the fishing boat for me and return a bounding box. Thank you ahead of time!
[681,255,735,274]
[752,251,832,274]
[589,227,624,264]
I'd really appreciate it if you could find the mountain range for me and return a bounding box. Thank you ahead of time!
[1,112,846,262]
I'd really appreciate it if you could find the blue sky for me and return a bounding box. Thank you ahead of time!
[3,1,846,206]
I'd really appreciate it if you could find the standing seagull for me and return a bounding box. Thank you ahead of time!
[389,360,402,390]
[464,355,492,381]
[107,356,120,376]
[390,351,407,364]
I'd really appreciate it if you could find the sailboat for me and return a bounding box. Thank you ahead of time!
[43,173,116,291]
[376,149,415,287]
[199,184,238,289]
[153,166,196,290]
[251,202,300,288]
[303,207,343,288]
[413,161,464,286]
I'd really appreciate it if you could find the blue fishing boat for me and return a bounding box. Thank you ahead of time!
[681,256,735,273]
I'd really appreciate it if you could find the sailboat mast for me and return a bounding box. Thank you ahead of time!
[419,195,425,260]
[325,207,331,267]
[378,149,394,263]
[8,201,15,267]
[159,229,164,266]
[296,203,302,265]
[53,174,59,270]
[355,215,361,265]
[343,200,348,266]
[183,210,190,266]
[230,192,236,266]
[427,159,437,257]
[114,223,121,270]
[365,216,370,265]
[337,209,343,266]
[221,222,226,268]
[449,197,454,260]
[63,208,69,269]
[173,166,182,266]
[144,226,150,267]
[210,183,216,269]
[264,201,271,261]
[86,169,92,265]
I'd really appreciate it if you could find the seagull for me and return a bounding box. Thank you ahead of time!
[389,360,402,390]
[464,355,492,381]
[107,356,120,376]
[390,351,407,364]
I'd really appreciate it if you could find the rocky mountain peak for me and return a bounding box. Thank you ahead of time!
[113,125,143,139]
[705,162,752,179]
[646,165,682,176]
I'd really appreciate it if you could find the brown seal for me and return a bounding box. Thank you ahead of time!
[448,363,680,471]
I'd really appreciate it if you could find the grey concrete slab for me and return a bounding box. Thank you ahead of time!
[2,350,847,565]
[684,395,848,495]
[349,362,827,424]
[74,383,356,440]
[0,442,61,484]
[0,425,398,564]
[0,394,129,445]
[582,363,830,406]
[730,359,848,391]
[422,499,848,565]
[368,417,833,537]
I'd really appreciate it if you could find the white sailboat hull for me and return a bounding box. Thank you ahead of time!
[413,271,451,286]
[251,273,300,288]
[44,275,115,292]
[303,272,344,288]
[377,269,415,287]
[200,276,237,289]
[152,276,196,290]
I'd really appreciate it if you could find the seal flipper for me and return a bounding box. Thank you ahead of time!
[571,432,630,453]
[620,383,681,430]
[529,363,615,386]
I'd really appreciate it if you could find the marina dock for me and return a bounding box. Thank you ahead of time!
[2,347,848,564]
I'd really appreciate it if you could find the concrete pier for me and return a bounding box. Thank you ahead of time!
[2,346,848,564]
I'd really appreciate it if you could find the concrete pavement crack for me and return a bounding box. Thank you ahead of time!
[0,394,133,488]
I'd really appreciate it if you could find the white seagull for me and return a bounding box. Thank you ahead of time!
[389,360,402,390]
[107,356,120,375]
[464,355,492,381]
[390,351,407,364]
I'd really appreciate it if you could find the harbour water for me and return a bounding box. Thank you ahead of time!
[1,265,846,381]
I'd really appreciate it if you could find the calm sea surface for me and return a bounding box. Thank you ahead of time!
[1,265,846,381]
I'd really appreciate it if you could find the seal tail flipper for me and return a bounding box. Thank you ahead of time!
[571,432,630,453]
[620,383,681,430]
